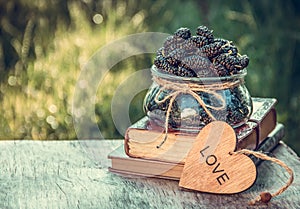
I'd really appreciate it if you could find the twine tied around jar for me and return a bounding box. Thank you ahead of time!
[153,75,241,148]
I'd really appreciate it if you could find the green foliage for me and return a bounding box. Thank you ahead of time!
[0,0,300,154]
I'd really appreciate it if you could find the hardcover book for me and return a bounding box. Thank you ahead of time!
[109,123,284,180]
[125,98,277,163]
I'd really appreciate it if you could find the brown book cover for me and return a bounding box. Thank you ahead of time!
[125,98,277,163]
[109,123,284,180]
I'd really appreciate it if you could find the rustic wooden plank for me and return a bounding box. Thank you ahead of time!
[0,140,299,209]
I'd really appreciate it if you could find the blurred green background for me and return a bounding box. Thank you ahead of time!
[1,0,300,154]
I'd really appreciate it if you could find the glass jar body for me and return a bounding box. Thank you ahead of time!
[143,66,253,132]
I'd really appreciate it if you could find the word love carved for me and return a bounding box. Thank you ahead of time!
[179,121,257,194]
[200,145,229,186]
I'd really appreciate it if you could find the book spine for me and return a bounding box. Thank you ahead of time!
[251,123,284,165]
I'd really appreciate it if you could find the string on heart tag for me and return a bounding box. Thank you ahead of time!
[231,149,294,205]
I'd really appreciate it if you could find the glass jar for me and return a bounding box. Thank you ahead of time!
[143,65,253,132]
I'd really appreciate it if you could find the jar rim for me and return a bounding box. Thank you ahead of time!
[151,65,247,82]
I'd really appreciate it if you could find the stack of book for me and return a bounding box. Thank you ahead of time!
[108,98,284,180]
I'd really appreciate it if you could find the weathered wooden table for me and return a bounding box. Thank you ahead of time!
[0,140,299,209]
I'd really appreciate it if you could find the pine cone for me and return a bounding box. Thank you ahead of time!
[176,66,197,77]
[190,36,209,48]
[213,53,241,74]
[174,27,191,40]
[199,42,224,59]
[239,55,249,68]
[196,25,214,42]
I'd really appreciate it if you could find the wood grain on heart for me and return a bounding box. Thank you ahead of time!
[179,121,257,194]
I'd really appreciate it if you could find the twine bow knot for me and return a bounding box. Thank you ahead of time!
[153,76,241,148]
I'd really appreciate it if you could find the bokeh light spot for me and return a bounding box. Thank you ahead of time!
[93,14,103,24]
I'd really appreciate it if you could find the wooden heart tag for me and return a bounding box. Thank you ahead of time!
[179,121,257,194]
